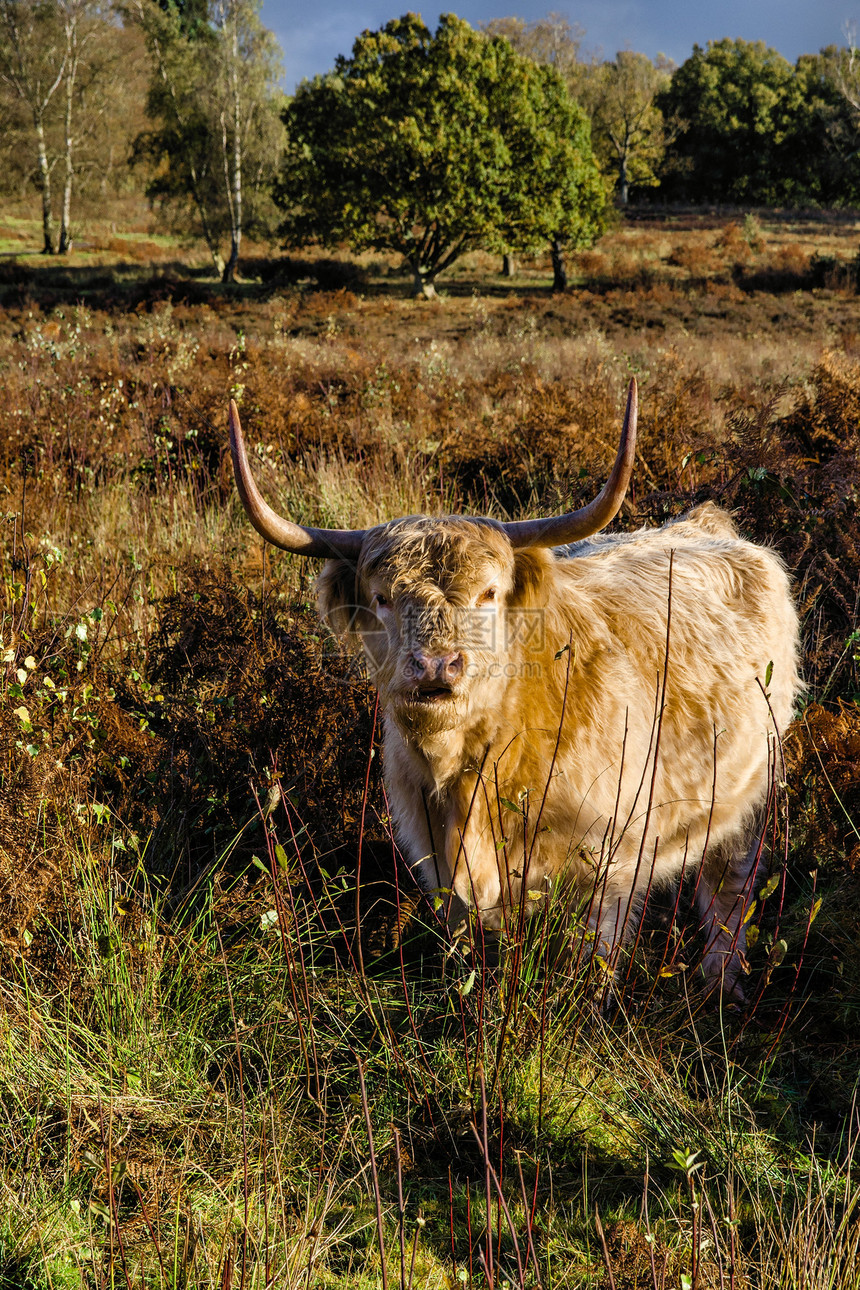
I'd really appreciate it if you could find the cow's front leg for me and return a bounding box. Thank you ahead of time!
[446,806,503,927]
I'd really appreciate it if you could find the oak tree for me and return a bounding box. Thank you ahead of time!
[658,39,804,203]
[277,14,605,297]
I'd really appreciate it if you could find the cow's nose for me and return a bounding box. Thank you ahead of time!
[440,652,464,682]
[409,650,464,683]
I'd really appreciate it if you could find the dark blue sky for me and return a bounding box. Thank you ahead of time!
[261,1,853,91]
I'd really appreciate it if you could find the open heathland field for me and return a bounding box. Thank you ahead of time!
[2,209,860,1288]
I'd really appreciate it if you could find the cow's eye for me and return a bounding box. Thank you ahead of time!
[374,593,389,609]
[479,588,497,605]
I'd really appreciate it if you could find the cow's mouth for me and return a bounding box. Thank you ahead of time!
[402,685,455,705]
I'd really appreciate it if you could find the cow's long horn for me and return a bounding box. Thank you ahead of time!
[502,377,637,549]
[229,400,366,560]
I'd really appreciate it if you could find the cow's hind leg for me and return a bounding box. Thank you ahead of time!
[696,829,764,1003]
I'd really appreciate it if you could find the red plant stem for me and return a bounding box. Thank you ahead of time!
[701,1187,726,1290]
[128,1177,168,1282]
[687,724,722,919]
[394,1127,406,1289]
[642,1153,658,1289]
[466,1181,474,1286]
[481,771,513,945]
[383,790,436,1096]
[262,1114,271,1289]
[282,795,362,977]
[766,869,819,1060]
[407,1222,421,1290]
[469,1121,526,1288]
[97,1095,133,1290]
[621,837,661,997]
[640,845,689,1014]
[729,1168,738,1290]
[496,1086,504,1268]
[619,552,675,966]
[537,888,551,1142]
[357,1056,389,1290]
[252,783,319,1100]
[444,745,491,929]
[220,1235,234,1290]
[479,1064,494,1289]
[216,921,250,1290]
[355,693,380,977]
[516,1153,544,1289]
[690,1172,699,1289]
[594,1206,617,1290]
[527,630,574,848]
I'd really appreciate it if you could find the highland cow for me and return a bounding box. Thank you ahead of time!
[229,380,801,999]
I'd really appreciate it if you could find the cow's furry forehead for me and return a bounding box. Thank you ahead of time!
[359,517,514,597]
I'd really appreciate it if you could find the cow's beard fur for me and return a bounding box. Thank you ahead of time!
[380,650,508,742]
[390,694,464,737]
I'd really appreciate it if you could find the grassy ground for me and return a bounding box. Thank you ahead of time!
[1,204,860,1287]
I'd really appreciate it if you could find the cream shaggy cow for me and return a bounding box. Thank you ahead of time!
[229,380,801,999]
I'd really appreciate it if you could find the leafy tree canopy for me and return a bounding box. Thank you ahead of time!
[276,13,606,296]
[790,47,860,205]
[578,51,673,205]
[156,0,209,39]
[658,38,804,203]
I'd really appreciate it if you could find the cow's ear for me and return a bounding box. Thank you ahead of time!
[316,560,368,640]
[511,548,551,609]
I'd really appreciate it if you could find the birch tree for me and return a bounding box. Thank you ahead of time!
[0,0,129,252]
[129,0,283,281]
[579,52,673,205]
[482,12,583,83]
[0,0,68,252]
[56,0,106,252]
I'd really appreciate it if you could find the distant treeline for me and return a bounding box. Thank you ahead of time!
[1,3,858,281]
[485,16,860,208]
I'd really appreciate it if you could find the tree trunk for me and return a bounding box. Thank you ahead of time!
[58,173,73,253]
[34,118,55,254]
[618,153,629,207]
[222,237,239,283]
[502,253,515,277]
[550,235,567,292]
[412,267,438,299]
[221,26,242,284]
[58,43,75,254]
[0,1,68,256]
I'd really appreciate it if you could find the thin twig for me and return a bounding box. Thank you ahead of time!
[594,1205,617,1290]
[215,921,250,1290]
[357,1056,389,1290]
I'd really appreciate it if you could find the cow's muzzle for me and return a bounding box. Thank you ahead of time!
[398,649,464,704]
